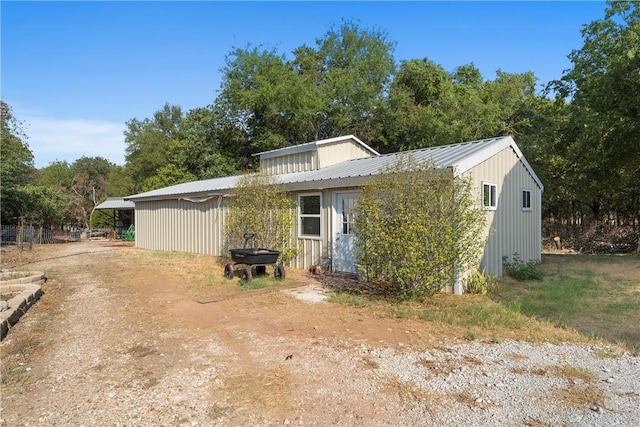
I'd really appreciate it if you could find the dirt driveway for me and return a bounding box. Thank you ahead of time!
[1,241,639,426]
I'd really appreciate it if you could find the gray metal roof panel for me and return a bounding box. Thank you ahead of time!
[255,134,380,159]
[278,137,507,185]
[125,136,541,201]
[95,197,136,210]
[126,175,246,201]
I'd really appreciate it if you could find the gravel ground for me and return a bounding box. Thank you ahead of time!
[1,242,638,426]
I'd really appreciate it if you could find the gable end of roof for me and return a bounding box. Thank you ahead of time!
[454,136,543,191]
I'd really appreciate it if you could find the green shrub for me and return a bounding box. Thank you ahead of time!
[354,155,486,300]
[224,174,298,262]
[502,253,544,281]
[464,269,495,295]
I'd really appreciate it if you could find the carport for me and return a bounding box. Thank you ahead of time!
[94,197,135,238]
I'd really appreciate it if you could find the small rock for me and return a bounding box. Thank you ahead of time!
[172,395,189,405]
[475,398,483,403]
[605,377,614,384]
[284,419,291,425]
[590,405,603,413]
[107,391,116,398]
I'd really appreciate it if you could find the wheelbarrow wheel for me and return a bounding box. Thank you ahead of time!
[223,264,234,279]
[241,266,252,282]
[274,265,285,280]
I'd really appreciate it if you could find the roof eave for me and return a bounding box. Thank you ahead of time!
[125,191,231,203]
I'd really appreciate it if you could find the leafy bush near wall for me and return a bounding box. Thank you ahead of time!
[464,269,496,295]
[354,155,486,300]
[224,174,298,262]
[502,253,544,281]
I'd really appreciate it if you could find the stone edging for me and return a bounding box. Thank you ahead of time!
[0,271,46,341]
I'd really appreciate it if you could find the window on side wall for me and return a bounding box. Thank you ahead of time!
[299,194,321,238]
[522,189,532,211]
[482,182,497,210]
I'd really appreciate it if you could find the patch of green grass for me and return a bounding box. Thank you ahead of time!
[504,275,599,326]
[328,291,370,307]
[463,330,477,341]
[494,254,640,351]
[393,296,533,330]
[503,253,545,281]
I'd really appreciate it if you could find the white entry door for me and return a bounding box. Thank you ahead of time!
[333,192,359,273]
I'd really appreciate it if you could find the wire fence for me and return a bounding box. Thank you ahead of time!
[0,225,101,250]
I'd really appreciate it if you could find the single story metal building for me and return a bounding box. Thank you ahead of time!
[125,135,543,288]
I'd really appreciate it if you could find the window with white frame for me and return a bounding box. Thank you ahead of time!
[482,182,497,210]
[522,189,532,211]
[299,194,321,238]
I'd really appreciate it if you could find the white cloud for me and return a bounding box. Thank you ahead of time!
[24,116,127,168]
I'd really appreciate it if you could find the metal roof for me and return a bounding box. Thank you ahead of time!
[255,134,380,159]
[279,136,503,184]
[95,197,135,210]
[126,136,542,202]
[126,175,245,202]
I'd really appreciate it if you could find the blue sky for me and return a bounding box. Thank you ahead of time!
[2,1,607,168]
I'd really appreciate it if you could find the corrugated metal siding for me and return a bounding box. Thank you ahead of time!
[136,191,330,270]
[261,151,317,175]
[317,140,373,169]
[463,147,541,276]
[135,197,228,256]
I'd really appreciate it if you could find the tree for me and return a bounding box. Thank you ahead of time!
[224,174,297,262]
[141,164,196,192]
[372,59,454,151]
[217,21,396,165]
[15,184,69,227]
[551,1,640,222]
[353,156,486,300]
[171,106,241,179]
[510,96,577,221]
[482,70,537,137]
[303,21,396,141]
[67,157,113,228]
[373,60,538,153]
[218,46,318,157]
[105,164,135,197]
[38,160,74,190]
[71,156,112,184]
[1,101,36,224]
[124,103,184,190]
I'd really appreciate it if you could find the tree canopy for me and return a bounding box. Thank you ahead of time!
[13,3,640,234]
[547,0,640,222]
